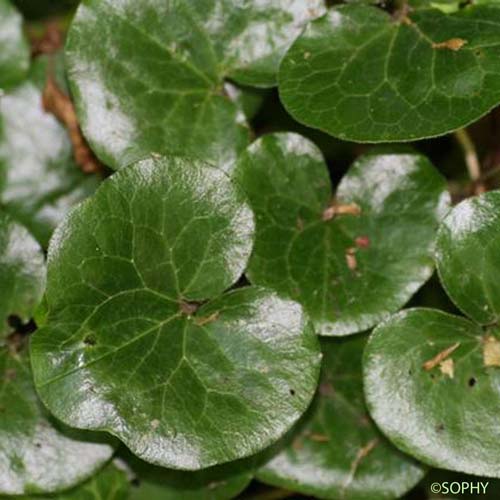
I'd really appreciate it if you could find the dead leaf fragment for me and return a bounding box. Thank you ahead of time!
[342,438,379,493]
[42,72,103,174]
[355,438,378,462]
[208,481,224,490]
[439,358,454,378]
[194,312,219,326]
[483,335,500,367]
[345,247,357,271]
[322,202,361,221]
[432,38,467,51]
[179,301,199,316]
[355,236,370,248]
[423,342,460,371]
[307,433,330,443]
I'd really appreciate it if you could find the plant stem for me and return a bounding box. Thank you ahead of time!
[454,128,481,182]
[479,163,500,182]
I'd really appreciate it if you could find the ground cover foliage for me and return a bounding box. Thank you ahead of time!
[2,0,500,498]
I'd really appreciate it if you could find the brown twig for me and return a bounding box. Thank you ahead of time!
[42,65,103,174]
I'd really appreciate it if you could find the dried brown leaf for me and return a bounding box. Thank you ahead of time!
[42,72,103,174]
[422,342,460,371]
[433,38,467,51]
[483,335,500,367]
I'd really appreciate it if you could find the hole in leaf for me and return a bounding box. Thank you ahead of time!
[468,377,477,387]
[7,315,36,335]
[289,389,296,396]
[83,334,97,346]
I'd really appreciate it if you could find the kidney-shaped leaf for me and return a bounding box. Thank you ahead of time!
[31,155,321,470]
[436,191,500,325]
[0,212,45,337]
[0,56,99,247]
[28,462,130,500]
[257,335,426,500]
[279,4,500,142]
[65,0,324,169]
[127,452,253,500]
[364,308,500,477]
[0,0,29,89]
[234,133,450,335]
[0,345,114,496]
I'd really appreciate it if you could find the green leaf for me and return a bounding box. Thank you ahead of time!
[407,0,462,13]
[126,452,253,500]
[0,57,100,247]
[52,462,129,500]
[257,335,426,500]
[435,191,500,325]
[30,155,321,470]
[65,0,324,170]
[278,4,500,142]
[0,212,45,337]
[234,133,450,335]
[14,462,130,500]
[363,308,500,477]
[0,345,114,495]
[0,0,29,90]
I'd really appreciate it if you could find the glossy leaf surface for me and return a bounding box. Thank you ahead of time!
[0,0,29,89]
[0,346,114,495]
[234,133,450,335]
[364,308,500,477]
[257,335,426,500]
[16,462,130,500]
[279,4,500,142]
[0,213,45,337]
[0,58,99,247]
[65,0,324,169]
[436,191,500,325]
[127,453,253,500]
[31,155,321,470]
